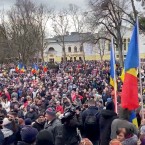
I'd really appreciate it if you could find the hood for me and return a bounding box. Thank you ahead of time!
[1,128,13,138]
[101,110,117,119]
[122,135,138,145]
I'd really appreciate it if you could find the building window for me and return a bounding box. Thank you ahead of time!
[74,46,77,52]
[74,57,76,61]
[68,47,71,52]
[79,57,82,60]
[123,39,127,51]
[48,47,55,51]
[80,46,83,52]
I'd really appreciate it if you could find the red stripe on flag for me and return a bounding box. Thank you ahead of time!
[121,73,139,110]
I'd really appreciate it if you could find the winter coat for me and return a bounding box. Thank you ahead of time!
[122,135,138,145]
[32,121,44,132]
[111,118,138,139]
[17,141,32,145]
[82,106,100,141]
[25,111,38,122]
[61,116,81,145]
[0,130,4,145]
[99,110,118,145]
[1,127,15,145]
[44,118,62,145]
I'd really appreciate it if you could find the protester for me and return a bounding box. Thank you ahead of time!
[1,118,15,145]
[18,126,38,145]
[44,107,62,145]
[111,108,138,139]
[82,99,100,145]
[99,101,118,145]
[0,60,142,145]
[32,114,45,132]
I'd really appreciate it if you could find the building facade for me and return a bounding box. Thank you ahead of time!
[44,29,145,62]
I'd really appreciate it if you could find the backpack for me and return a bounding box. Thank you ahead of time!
[84,112,97,127]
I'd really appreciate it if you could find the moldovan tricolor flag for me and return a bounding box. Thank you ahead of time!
[121,22,139,110]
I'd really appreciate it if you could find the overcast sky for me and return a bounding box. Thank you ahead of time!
[0,0,88,10]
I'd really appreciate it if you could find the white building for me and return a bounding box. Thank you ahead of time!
[44,28,145,62]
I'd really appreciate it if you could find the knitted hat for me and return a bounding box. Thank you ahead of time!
[45,107,56,116]
[36,130,53,145]
[21,126,38,144]
[25,118,32,125]
[106,101,115,111]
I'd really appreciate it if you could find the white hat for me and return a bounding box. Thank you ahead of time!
[2,118,11,126]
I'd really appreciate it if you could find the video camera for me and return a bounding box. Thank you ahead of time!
[60,105,80,124]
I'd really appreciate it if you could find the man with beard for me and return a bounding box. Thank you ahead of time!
[32,114,45,132]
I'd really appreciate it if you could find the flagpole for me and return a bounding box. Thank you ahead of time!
[112,37,118,113]
[137,17,144,119]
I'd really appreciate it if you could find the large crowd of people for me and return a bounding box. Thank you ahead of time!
[0,60,144,145]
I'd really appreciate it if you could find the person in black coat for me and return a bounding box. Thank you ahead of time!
[99,101,118,145]
[82,99,100,145]
[17,126,38,145]
[32,114,45,132]
[25,106,38,122]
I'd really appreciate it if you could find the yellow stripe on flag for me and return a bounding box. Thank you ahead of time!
[132,118,138,128]
[110,77,114,87]
[126,68,137,77]
[120,69,125,82]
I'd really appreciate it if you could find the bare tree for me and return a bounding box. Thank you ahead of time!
[35,5,53,62]
[0,9,20,64]
[88,0,131,66]
[68,4,88,62]
[6,0,41,64]
[51,9,70,62]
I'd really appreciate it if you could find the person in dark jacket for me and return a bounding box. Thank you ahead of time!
[0,129,4,145]
[36,129,53,145]
[82,99,99,145]
[32,114,45,132]
[25,106,38,122]
[60,107,82,145]
[1,118,15,145]
[44,107,62,145]
[99,101,118,145]
[17,125,38,145]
